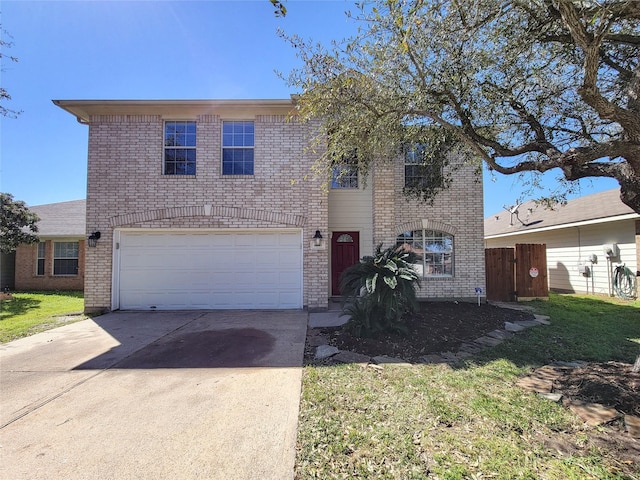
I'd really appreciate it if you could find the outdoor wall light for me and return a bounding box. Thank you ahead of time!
[88,231,101,248]
[313,230,323,247]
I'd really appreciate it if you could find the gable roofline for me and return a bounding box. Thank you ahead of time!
[484,188,639,238]
[53,99,298,123]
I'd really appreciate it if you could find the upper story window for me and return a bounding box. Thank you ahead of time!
[331,165,359,189]
[164,121,196,175]
[222,121,254,175]
[36,242,45,276]
[53,241,79,276]
[396,229,453,277]
[404,144,444,189]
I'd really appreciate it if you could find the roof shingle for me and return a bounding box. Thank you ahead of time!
[484,189,637,238]
[29,199,86,237]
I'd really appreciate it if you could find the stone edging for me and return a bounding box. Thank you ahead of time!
[517,362,640,438]
[308,305,639,438]
[311,313,550,366]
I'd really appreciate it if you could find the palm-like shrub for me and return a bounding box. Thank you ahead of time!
[339,244,421,337]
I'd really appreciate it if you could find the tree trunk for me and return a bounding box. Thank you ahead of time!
[633,354,640,373]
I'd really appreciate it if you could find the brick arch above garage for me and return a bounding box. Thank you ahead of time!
[108,205,307,228]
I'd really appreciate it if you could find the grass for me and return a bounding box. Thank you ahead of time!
[295,294,640,479]
[0,291,86,343]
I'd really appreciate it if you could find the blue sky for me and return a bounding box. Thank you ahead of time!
[1,0,618,216]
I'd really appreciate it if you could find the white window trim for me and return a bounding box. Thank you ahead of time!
[221,120,255,176]
[163,120,197,176]
[36,241,45,276]
[403,145,444,189]
[398,229,454,278]
[331,165,359,189]
[52,240,79,276]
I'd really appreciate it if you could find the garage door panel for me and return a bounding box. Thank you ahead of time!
[120,292,189,310]
[277,259,301,270]
[278,277,301,289]
[208,293,235,308]
[259,272,280,284]
[279,235,300,247]
[234,235,258,247]
[278,294,301,308]
[117,230,303,310]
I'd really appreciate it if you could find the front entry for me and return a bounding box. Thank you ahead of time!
[331,231,360,296]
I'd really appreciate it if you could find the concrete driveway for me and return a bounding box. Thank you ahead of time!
[0,310,308,479]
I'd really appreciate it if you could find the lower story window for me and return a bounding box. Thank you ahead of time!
[397,229,453,277]
[36,242,46,276]
[54,242,79,275]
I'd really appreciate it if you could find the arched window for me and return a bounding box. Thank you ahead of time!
[336,234,354,243]
[396,229,454,277]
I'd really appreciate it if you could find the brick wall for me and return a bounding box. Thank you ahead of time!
[372,156,485,301]
[85,112,328,312]
[15,240,85,291]
[81,102,485,310]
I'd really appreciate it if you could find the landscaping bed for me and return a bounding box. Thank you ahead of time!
[306,301,639,417]
[298,298,639,478]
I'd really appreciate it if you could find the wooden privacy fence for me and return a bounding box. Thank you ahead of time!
[485,244,549,302]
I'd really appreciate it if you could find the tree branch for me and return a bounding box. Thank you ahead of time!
[554,0,640,140]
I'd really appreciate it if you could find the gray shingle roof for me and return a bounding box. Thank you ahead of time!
[29,199,86,237]
[484,189,637,238]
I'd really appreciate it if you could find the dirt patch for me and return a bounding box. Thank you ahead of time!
[534,429,640,474]
[555,362,640,417]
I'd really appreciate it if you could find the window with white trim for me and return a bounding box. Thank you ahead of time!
[404,144,444,189]
[164,121,196,175]
[36,242,45,276]
[331,165,358,189]
[53,242,79,276]
[222,121,254,175]
[396,229,453,277]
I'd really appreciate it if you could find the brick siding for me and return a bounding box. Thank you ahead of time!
[81,102,485,312]
[85,112,328,312]
[14,240,85,291]
[381,157,485,300]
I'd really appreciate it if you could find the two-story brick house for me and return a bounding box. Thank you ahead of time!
[54,99,485,314]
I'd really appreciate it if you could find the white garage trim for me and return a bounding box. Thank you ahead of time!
[112,228,303,310]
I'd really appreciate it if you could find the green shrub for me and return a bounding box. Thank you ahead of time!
[339,244,421,336]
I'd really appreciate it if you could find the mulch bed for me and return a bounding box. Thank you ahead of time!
[306,301,639,418]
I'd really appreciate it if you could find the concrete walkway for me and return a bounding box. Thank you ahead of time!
[308,300,347,329]
[0,310,307,480]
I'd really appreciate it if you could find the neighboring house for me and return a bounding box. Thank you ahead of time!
[484,189,640,296]
[14,199,86,291]
[1,252,16,291]
[54,99,485,313]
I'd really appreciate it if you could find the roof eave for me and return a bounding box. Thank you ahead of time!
[52,99,298,123]
[485,212,640,239]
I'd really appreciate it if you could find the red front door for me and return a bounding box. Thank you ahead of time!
[331,231,360,296]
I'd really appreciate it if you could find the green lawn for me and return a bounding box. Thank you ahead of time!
[295,294,640,479]
[0,291,86,343]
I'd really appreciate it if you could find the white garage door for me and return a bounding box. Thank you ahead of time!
[116,230,303,310]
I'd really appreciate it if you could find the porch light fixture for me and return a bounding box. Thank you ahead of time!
[313,230,323,247]
[88,231,101,248]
